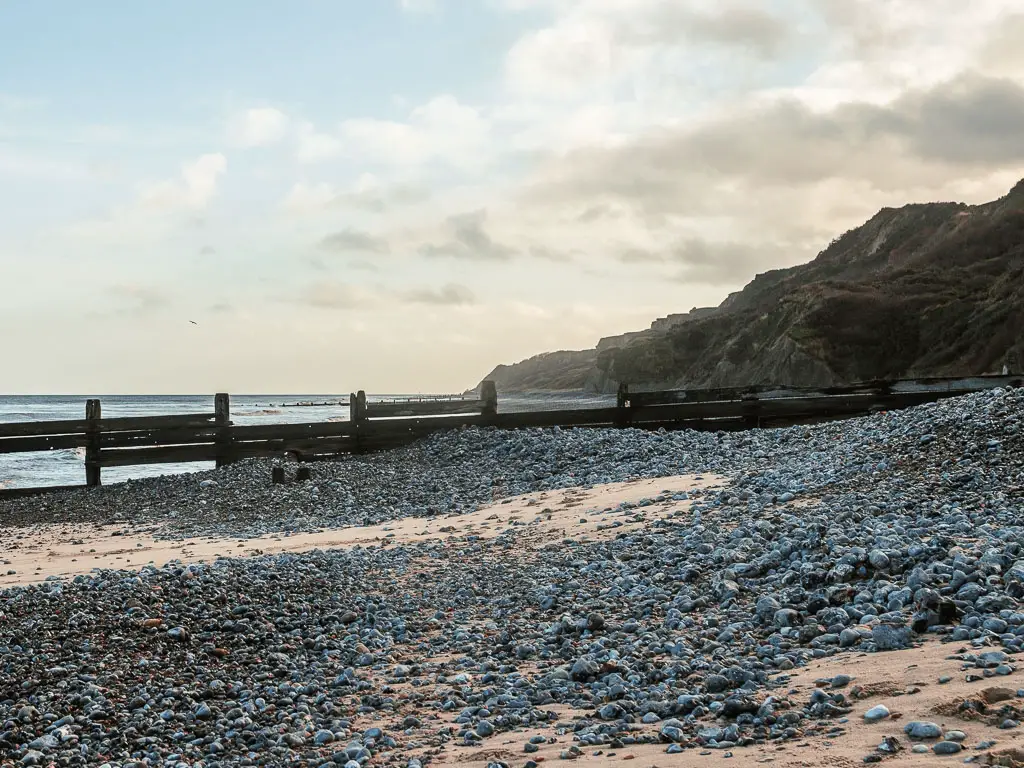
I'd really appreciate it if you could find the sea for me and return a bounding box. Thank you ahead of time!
[0,393,613,489]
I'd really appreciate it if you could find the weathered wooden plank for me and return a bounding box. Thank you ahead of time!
[361,414,484,436]
[0,412,217,438]
[228,421,355,442]
[97,443,218,467]
[365,400,484,418]
[231,436,356,459]
[887,374,1024,394]
[0,484,89,499]
[624,383,887,407]
[0,434,87,454]
[99,427,220,449]
[622,374,1021,408]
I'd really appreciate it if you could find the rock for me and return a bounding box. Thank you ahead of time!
[872,624,912,651]
[864,705,890,723]
[932,741,962,755]
[705,675,730,693]
[476,720,495,737]
[904,721,942,739]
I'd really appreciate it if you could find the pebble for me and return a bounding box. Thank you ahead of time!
[933,741,962,755]
[905,721,942,739]
[865,705,891,723]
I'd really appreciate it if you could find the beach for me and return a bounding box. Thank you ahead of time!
[1,386,1023,767]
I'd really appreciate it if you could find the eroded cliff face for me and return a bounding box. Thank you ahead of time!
[478,307,719,392]
[477,180,1024,393]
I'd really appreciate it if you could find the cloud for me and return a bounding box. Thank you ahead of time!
[297,280,475,310]
[669,239,795,285]
[338,95,490,170]
[108,284,170,314]
[978,14,1024,78]
[419,209,518,261]
[281,181,339,213]
[301,281,383,310]
[401,283,476,306]
[526,72,1024,224]
[336,181,429,213]
[529,244,574,262]
[618,4,790,58]
[227,107,290,147]
[70,153,227,241]
[139,153,227,211]
[318,228,391,254]
[503,0,792,98]
[296,122,343,163]
[281,178,429,214]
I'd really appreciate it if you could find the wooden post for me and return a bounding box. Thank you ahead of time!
[480,380,497,418]
[214,393,231,468]
[272,466,285,484]
[616,382,629,409]
[85,399,101,487]
[296,466,311,482]
[741,393,760,430]
[351,391,367,453]
[616,382,630,427]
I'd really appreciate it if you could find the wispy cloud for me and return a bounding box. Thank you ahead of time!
[318,228,391,254]
[419,209,517,261]
[227,107,289,147]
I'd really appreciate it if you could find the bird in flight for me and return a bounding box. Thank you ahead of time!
[189,320,198,325]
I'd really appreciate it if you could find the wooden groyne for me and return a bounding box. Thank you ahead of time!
[1,374,1019,497]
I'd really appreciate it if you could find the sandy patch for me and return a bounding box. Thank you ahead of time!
[0,474,720,587]
[421,641,1024,768]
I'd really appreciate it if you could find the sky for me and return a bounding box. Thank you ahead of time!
[2,0,1024,394]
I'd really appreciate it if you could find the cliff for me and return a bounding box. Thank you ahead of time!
[477,179,1024,393]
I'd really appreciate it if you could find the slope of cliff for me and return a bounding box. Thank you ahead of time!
[478,180,1024,393]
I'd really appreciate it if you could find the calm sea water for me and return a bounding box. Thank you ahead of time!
[0,393,612,489]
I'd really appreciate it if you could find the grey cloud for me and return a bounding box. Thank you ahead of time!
[318,228,390,254]
[577,204,614,223]
[622,5,790,58]
[334,184,430,213]
[893,75,1024,165]
[420,209,517,261]
[978,14,1024,76]
[614,239,804,285]
[199,245,215,256]
[668,240,787,285]
[401,283,476,306]
[617,247,666,264]
[530,72,1024,220]
[529,245,574,262]
[348,259,381,272]
[209,302,232,313]
[297,280,477,310]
